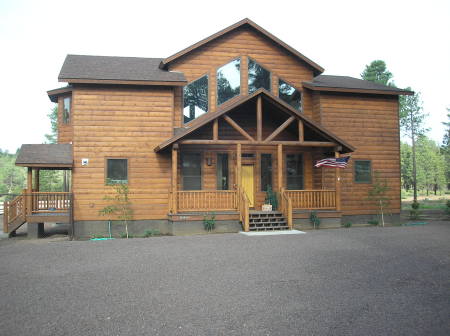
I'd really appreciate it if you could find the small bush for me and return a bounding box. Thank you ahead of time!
[368,219,379,226]
[92,234,106,239]
[343,222,352,228]
[120,232,134,238]
[203,213,216,232]
[446,200,450,215]
[309,211,320,229]
[411,201,420,210]
[410,201,421,219]
[143,229,160,237]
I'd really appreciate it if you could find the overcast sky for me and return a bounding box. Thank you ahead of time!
[1,0,448,152]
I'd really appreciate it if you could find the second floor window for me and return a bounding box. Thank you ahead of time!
[217,58,241,105]
[63,97,71,124]
[183,75,208,123]
[248,58,271,93]
[279,79,302,111]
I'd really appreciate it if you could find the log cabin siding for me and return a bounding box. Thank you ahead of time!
[71,86,174,221]
[168,26,315,126]
[318,92,401,215]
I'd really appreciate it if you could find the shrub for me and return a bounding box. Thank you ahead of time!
[143,229,160,237]
[309,211,320,229]
[368,219,379,226]
[203,213,216,232]
[343,222,352,228]
[411,201,420,210]
[409,201,421,219]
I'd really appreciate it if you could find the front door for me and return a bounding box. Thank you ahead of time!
[241,165,255,207]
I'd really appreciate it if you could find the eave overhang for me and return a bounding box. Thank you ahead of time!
[16,144,73,169]
[47,86,73,103]
[59,78,187,87]
[302,82,414,96]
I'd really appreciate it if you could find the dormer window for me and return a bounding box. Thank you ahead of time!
[279,79,302,111]
[62,96,71,124]
[183,75,208,123]
[217,58,241,105]
[248,58,271,93]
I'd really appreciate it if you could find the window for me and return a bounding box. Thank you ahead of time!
[181,153,202,190]
[216,153,229,190]
[106,159,128,184]
[261,154,272,191]
[217,58,241,105]
[248,58,271,93]
[63,97,71,124]
[183,75,208,123]
[354,160,372,183]
[286,154,303,190]
[279,79,302,110]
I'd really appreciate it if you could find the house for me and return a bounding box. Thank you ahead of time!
[4,19,412,238]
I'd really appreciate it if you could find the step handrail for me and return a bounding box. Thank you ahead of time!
[280,188,293,229]
[237,187,250,232]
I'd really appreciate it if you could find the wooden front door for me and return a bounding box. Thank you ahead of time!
[241,165,255,207]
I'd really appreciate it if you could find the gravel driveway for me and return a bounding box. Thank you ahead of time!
[0,221,449,335]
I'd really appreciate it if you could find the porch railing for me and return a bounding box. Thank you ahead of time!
[30,192,71,213]
[176,190,237,212]
[284,190,336,210]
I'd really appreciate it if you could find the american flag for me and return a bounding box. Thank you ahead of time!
[314,156,350,168]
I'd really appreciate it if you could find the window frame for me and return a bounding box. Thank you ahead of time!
[278,77,303,111]
[181,152,203,190]
[105,158,129,185]
[354,160,372,184]
[216,57,241,106]
[61,95,71,124]
[247,57,272,94]
[182,73,209,125]
[285,153,304,190]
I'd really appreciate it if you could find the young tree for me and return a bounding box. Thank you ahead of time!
[361,60,394,86]
[399,89,428,202]
[441,108,450,189]
[400,142,413,191]
[367,171,391,227]
[44,106,58,144]
[416,136,446,195]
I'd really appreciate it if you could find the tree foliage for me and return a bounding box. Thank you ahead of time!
[45,106,58,144]
[0,149,26,198]
[361,60,394,86]
[441,109,450,187]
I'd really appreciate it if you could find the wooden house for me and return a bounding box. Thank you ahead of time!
[4,19,412,238]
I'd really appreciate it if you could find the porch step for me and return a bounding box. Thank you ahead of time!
[248,211,289,231]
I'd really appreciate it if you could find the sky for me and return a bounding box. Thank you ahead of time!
[1,0,449,152]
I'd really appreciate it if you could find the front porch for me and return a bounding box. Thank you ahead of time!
[158,90,353,231]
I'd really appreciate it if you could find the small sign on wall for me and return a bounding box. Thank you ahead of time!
[81,158,89,166]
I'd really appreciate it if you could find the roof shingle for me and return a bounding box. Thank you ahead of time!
[16,144,73,167]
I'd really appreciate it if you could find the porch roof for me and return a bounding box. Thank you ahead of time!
[16,144,73,168]
[154,89,355,153]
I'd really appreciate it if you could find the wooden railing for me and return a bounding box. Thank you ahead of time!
[285,190,336,210]
[3,195,26,232]
[30,192,71,213]
[237,187,250,232]
[280,188,293,229]
[176,190,237,212]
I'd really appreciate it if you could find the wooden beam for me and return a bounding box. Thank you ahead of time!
[335,151,341,212]
[257,96,262,141]
[27,168,32,216]
[265,116,295,142]
[223,115,255,141]
[236,143,242,189]
[277,144,283,192]
[213,119,218,140]
[298,119,304,142]
[179,140,337,147]
[172,145,178,214]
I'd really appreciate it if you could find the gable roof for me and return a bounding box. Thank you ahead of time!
[303,75,414,95]
[154,89,355,153]
[59,55,186,86]
[160,18,324,76]
[16,144,73,168]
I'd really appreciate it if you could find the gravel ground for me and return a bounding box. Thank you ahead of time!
[0,221,449,336]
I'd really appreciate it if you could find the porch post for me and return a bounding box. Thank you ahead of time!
[335,151,341,211]
[257,96,262,141]
[27,167,32,215]
[172,144,178,214]
[236,143,241,189]
[277,144,283,192]
[35,169,40,192]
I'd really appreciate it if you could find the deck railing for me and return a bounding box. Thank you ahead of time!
[284,190,336,210]
[30,192,71,213]
[3,195,26,232]
[176,190,238,212]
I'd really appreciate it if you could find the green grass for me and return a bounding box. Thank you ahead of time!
[401,199,447,210]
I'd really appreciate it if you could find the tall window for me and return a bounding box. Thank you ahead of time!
[63,97,71,124]
[279,79,302,110]
[260,154,272,191]
[181,153,202,190]
[106,159,128,184]
[216,153,229,190]
[286,154,303,190]
[183,75,208,123]
[217,58,241,105]
[248,58,271,93]
[354,160,372,183]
